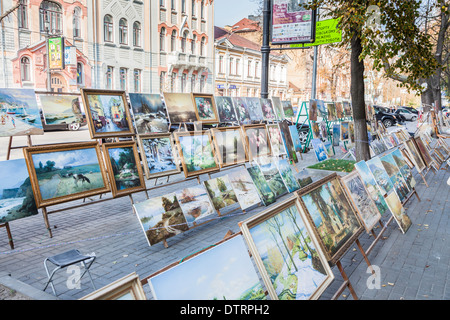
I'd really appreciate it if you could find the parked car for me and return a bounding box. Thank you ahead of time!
[399,106,419,114]
[373,106,399,128]
[39,110,87,132]
[396,108,418,121]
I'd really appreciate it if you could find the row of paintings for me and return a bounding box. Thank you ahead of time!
[309,100,352,122]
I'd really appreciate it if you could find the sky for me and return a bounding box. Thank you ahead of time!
[214,0,260,27]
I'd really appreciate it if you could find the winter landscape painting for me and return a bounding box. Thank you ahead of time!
[129,93,168,134]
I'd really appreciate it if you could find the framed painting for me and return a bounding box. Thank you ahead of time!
[228,168,261,211]
[0,88,44,137]
[81,272,146,300]
[163,92,197,124]
[274,158,301,193]
[260,98,277,121]
[38,94,83,126]
[326,102,336,121]
[380,152,411,202]
[343,101,352,117]
[242,124,272,161]
[245,97,264,121]
[289,125,303,152]
[0,158,38,224]
[384,192,412,234]
[192,93,219,123]
[399,146,415,169]
[267,124,287,156]
[203,175,240,213]
[215,96,238,122]
[232,97,252,123]
[282,100,295,118]
[279,120,298,162]
[308,99,318,121]
[239,196,335,300]
[128,93,169,134]
[311,138,328,162]
[23,142,110,208]
[391,148,417,190]
[413,136,434,167]
[211,126,248,168]
[174,131,220,178]
[148,234,266,300]
[176,185,217,227]
[137,133,180,179]
[296,173,364,264]
[102,141,146,198]
[247,165,276,206]
[341,171,382,233]
[271,96,285,120]
[133,192,189,246]
[258,160,289,198]
[80,89,134,139]
[340,121,350,141]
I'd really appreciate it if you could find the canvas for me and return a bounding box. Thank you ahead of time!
[243,124,272,161]
[137,133,180,179]
[102,142,146,198]
[275,158,301,193]
[335,102,344,119]
[413,136,433,167]
[385,192,412,234]
[282,100,295,118]
[240,197,334,300]
[308,100,318,121]
[245,97,264,121]
[258,161,289,198]
[340,121,350,141]
[311,122,321,139]
[247,166,276,206]
[0,158,38,224]
[311,138,328,162]
[133,193,189,246]
[341,172,382,233]
[81,89,134,139]
[128,93,168,134]
[176,185,217,227]
[215,96,238,122]
[323,141,334,157]
[203,175,240,213]
[391,148,417,190]
[343,101,352,116]
[232,97,252,123]
[320,122,328,140]
[296,169,313,188]
[228,168,262,210]
[211,126,248,168]
[38,94,83,126]
[279,120,298,163]
[326,103,336,121]
[271,97,285,120]
[163,92,197,123]
[148,235,265,300]
[192,93,219,123]
[366,157,394,196]
[297,174,363,263]
[0,88,43,137]
[24,142,110,208]
[316,100,326,116]
[332,124,340,146]
[380,153,411,202]
[349,122,355,144]
[267,124,287,156]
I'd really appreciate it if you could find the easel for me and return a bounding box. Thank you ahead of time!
[294,101,313,153]
[0,222,14,249]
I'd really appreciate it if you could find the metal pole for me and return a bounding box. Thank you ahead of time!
[261,0,271,99]
[311,9,319,100]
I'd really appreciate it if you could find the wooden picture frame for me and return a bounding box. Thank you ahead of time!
[102,141,146,198]
[80,89,135,139]
[404,138,426,173]
[295,173,364,264]
[239,196,335,300]
[137,133,181,179]
[23,141,110,208]
[242,124,272,162]
[211,126,248,168]
[191,93,219,123]
[80,272,146,300]
[174,130,220,178]
[163,92,197,124]
[413,136,434,168]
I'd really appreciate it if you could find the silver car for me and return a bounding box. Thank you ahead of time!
[396,108,418,121]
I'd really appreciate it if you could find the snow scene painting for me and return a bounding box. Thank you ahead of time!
[139,134,179,179]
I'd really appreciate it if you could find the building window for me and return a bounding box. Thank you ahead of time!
[160,27,166,52]
[160,0,165,8]
[229,57,234,75]
[39,1,62,34]
[18,0,28,29]
[181,0,186,13]
[171,30,177,51]
[181,73,187,92]
[104,15,113,42]
[248,60,252,78]
[200,75,205,92]
[133,22,141,47]
[191,75,196,92]
[181,31,188,53]
[192,1,196,16]
[201,0,205,19]
[171,0,176,11]
[106,66,114,89]
[191,34,197,54]
[255,61,260,78]
[20,56,31,82]
[171,72,176,92]
[219,55,224,73]
[160,71,166,92]
[77,62,84,85]
[200,37,205,56]
[119,19,128,45]
[73,7,81,38]
[236,59,240,76]
[120,68,128,90]
[134,69,141,92]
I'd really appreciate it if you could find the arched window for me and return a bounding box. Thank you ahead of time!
[133,22,141,47]
[191,34,197,54]
[77,62,84,85]
[20,56,31,82]
[119,19,128,45]
[181,31,188,53]
[160,27,166,52]
[39,1,62,34]
[104,15,113,42]
[171,30,177,52]
[200,37,206,56]
[73,7,81,38]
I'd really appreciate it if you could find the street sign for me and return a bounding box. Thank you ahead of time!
[64,46,77,66]
[48,37,65,70]
[290,18,342,48]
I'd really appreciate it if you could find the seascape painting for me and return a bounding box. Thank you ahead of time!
[39,94,83,125]
[261,98,277,121]
[245,97,264,121]
[163,92,197,123]
[247,166,276,206]
[203,175,240,213]
[215,96,238,122]
[275,158,300,193]
[259,161,289,198]
[232,97,251,123]
[138,134,179,179]
[176,185,216,226]
[212,127,247,167]
[129,93,168,134]
[228,169,261,210]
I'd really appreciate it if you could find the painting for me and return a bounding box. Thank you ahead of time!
[232,97,252,123]
[192,93,219,123]
[148,235,266,300]
[335,102,344,119]
[326,103,336,121]
[228,168,261,210]
[340,121,349,141]
[413,136,433,167]
[316,100,326,116]
[385,192,412,234]
[215,96,238,122]
[203,175,240,213]
[0,159,38,224]
[271,96,285,120]
[137,133,180,179]
[245,97,264,121]
[296,169,313,188]
[308,100,318,121]
[240,197,334,300]
[279,120,298,162]
[129,93,168,134]
[275,158,300,193]
[311,138,328,162]
[349,122,355,143]
[282,100,295,118]
[258,161,289,198]
[243,124,272,161]
[81,272,147,300]
[332,124,340,146]
[341,172,382,233]
[23,142,110,208]
[211,126,248,168]
[81,89,134,139]
[366,157,394,196]
[102,141,146,198]
[323,141,334,157]
[261,98,277,121]
[380,152,411,202]
[311,122,321,139]
[391,148,417,190]
[247,165,276,206]
[163,92,197,123]
[0,88,43,137]
[320,122,328,140]
[343,101,352,117]
[133,193,189,246]
[267,124,287,156]
[176,185,217,227]
[296,174,363,264]
[38,94,83,125]
[174,131,219,178]
[289,125,303,152]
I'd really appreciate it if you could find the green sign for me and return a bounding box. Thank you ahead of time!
[290,18,342,48]
[48,37,65,70]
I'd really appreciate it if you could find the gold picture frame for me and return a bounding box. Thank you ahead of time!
[191,93,219,123]
[242,124,272,162]
[210,126,248,168]
[80,272,146,300]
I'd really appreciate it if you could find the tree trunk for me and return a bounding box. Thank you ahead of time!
[350,32,370,161]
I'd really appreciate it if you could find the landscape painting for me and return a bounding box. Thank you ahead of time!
[289,125,303,152]
[129,93,168,134]
[24,142,109,208]
[413,137,433,167]
[282,100,295,118]
[176,185,217,227]
[211,127,248,168]
[149,235,266,300]
[243,124,272,161]
[326,103,336,121]
[309,100,318,121]
[138,134,180,179]
[0,88,43,137]
[297,175,363,263]
[335,102,344,119]
[163,92,197,123]
[332,124,340,146]
[391,148,417,189]
[259,161,289,198]
[275,158,300,193]
[81,89,134,139]
[340,121,349,141]
[215,96,238,122]
[245,97,264,121]
[192,94,219,123]
[133,193,189,246]
[296,169,313,188]
[228,169,261,210]
[385,192,412,234]
[203,175,240,213]
[312,122,321,139]
[232,97,251,123]
[240,198,334,300]
[316,100,326,116]
[247,166,276,206]
[261,98,277,121]
[0,159,38,224]
[380,153,411,202]
[267,124,287,156]
[279,120,298,162]
[366,157,394,196]
[311,138,328,162]
[271,97,284,120]
[39,94,83,125]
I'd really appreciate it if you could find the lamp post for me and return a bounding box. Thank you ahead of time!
[261,0,271,99]
[44,20,52,92]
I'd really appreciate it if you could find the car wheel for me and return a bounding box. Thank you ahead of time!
[411,115,417,121]
[299,131,308,144]
[68,122,81,131]
[383,119,393,128]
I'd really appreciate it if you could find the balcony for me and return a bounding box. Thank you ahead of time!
[166,52,208,71]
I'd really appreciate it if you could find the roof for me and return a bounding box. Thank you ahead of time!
[231,18,261,32]
[214,26,261,52]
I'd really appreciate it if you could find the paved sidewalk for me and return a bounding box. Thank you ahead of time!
[0,143,449,301]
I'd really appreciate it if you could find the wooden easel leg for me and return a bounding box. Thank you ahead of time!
[4,223,14,250]
[336,260,359,300]
[6,136,13,160]
[163,239,169,249]
[355,239,374,274]
[129,194,136,215]
[420,172,429,187]
[413,188,421,202]
[41,207,53,238]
